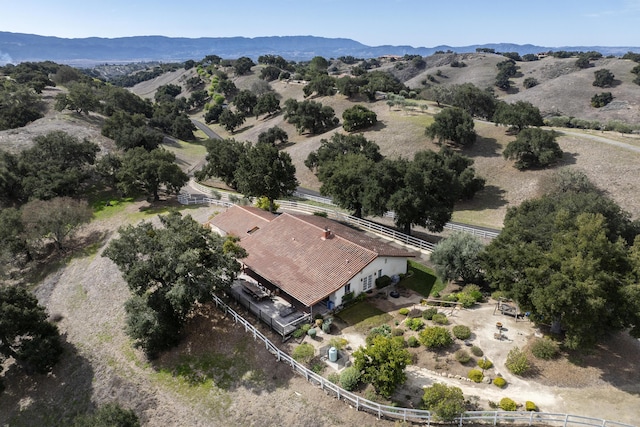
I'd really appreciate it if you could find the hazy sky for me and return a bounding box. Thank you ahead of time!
[2,0,640,47]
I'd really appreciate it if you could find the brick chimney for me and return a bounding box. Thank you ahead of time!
[321,227,331,240]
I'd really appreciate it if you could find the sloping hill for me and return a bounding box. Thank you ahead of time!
[182,56,638,229]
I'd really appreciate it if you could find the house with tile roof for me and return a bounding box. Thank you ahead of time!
[208,205,415,313]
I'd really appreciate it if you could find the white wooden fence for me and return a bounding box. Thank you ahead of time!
[211,293,635,427]
[291,190,500,239]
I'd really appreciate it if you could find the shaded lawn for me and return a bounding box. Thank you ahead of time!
[336,301,392,334]
[401,260,444,298]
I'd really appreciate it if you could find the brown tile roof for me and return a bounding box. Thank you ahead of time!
[209,206,415,307]
[207,205,276,238]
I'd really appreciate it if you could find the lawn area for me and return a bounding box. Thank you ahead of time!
[336,300,392,334]
[401,260,444,298]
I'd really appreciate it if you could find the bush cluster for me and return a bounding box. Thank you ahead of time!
[455,349,471,364]
[340,366,361,391]
[366,324,392,345]
[468,369,483,383]
[499,397,517,411]
[506,346,531,375]
[477,358,493,370]
[405,318,425,331]
[407,336,420,347]
[292,343,315,363]
[455,285,483,308]
[422,307,438,320]
[292,323,311,338]
[391,328,404,337]
[493,377,507,388]
[419,326,453,349]
[531,337,560,360]
[470,345,484,357]
[452,325,471,340]
[375,275,392,289]
[432,313,449,325]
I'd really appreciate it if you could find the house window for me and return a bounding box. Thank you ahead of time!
[363,275,373,291]
[344,283,351,293]
[378,269,383,278]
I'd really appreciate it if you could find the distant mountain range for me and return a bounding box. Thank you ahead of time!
[1,31,639,66]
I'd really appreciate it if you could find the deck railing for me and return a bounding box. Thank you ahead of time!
[211,293,635,427]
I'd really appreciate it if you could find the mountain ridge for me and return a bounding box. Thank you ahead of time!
[1,31,640,66]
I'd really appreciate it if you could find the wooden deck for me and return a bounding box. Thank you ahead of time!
[229,279,310,337]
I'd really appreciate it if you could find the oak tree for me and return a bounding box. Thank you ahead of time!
[104,212,243,357]
[0,286,63,384]
[116,147,188,201]
[425,107,476,146]
[234,143,298,211]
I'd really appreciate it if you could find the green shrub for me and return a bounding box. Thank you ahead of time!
[525,401,538,411]
[405,318,425,331]
[292,323,311,338]
[490,291,506,301]
[328,372,340,384]
[392,328,404,336]
[292,343,315,363]
[493,377,507,388]
[422,308,438,320]
[366,324,392,345]
[407,336,420,347]
[422,383,466,422]
[591,92,613,108]
[531,337,560,360]
[506,346,531,375]
[398,308,410,316]
[327,337,348,350]
[407,308,422,318]
[376,275,392,288]
[477,358,493,370]
[468,369,483,383]
[456,292,477,308]
[455,349,471,364]
[307,328,317,339]
[452,325,471,340]
[432,313,448,325]
[419,326,453,349]
[311,362,325,374]
[461,284,483,302]
[499,397,517,411]
[470,345,483,357]
[340,366,361,391]
[342,291,354,304]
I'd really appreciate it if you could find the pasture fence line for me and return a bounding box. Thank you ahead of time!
[292,191,500,239]
[210,293,634,427]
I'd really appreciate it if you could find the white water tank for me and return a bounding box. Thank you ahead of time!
[328,346,338,362]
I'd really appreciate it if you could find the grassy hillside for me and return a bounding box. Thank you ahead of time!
[140,54,638,229]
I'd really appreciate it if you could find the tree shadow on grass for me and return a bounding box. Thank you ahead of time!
[151,303,298,396]
[0,338,95,426]
[366,121,387,132]
[558,151,579,166]
[456,185,508,211]
[468,136,501,158]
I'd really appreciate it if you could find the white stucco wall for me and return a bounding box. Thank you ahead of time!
[329,257,408,307]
